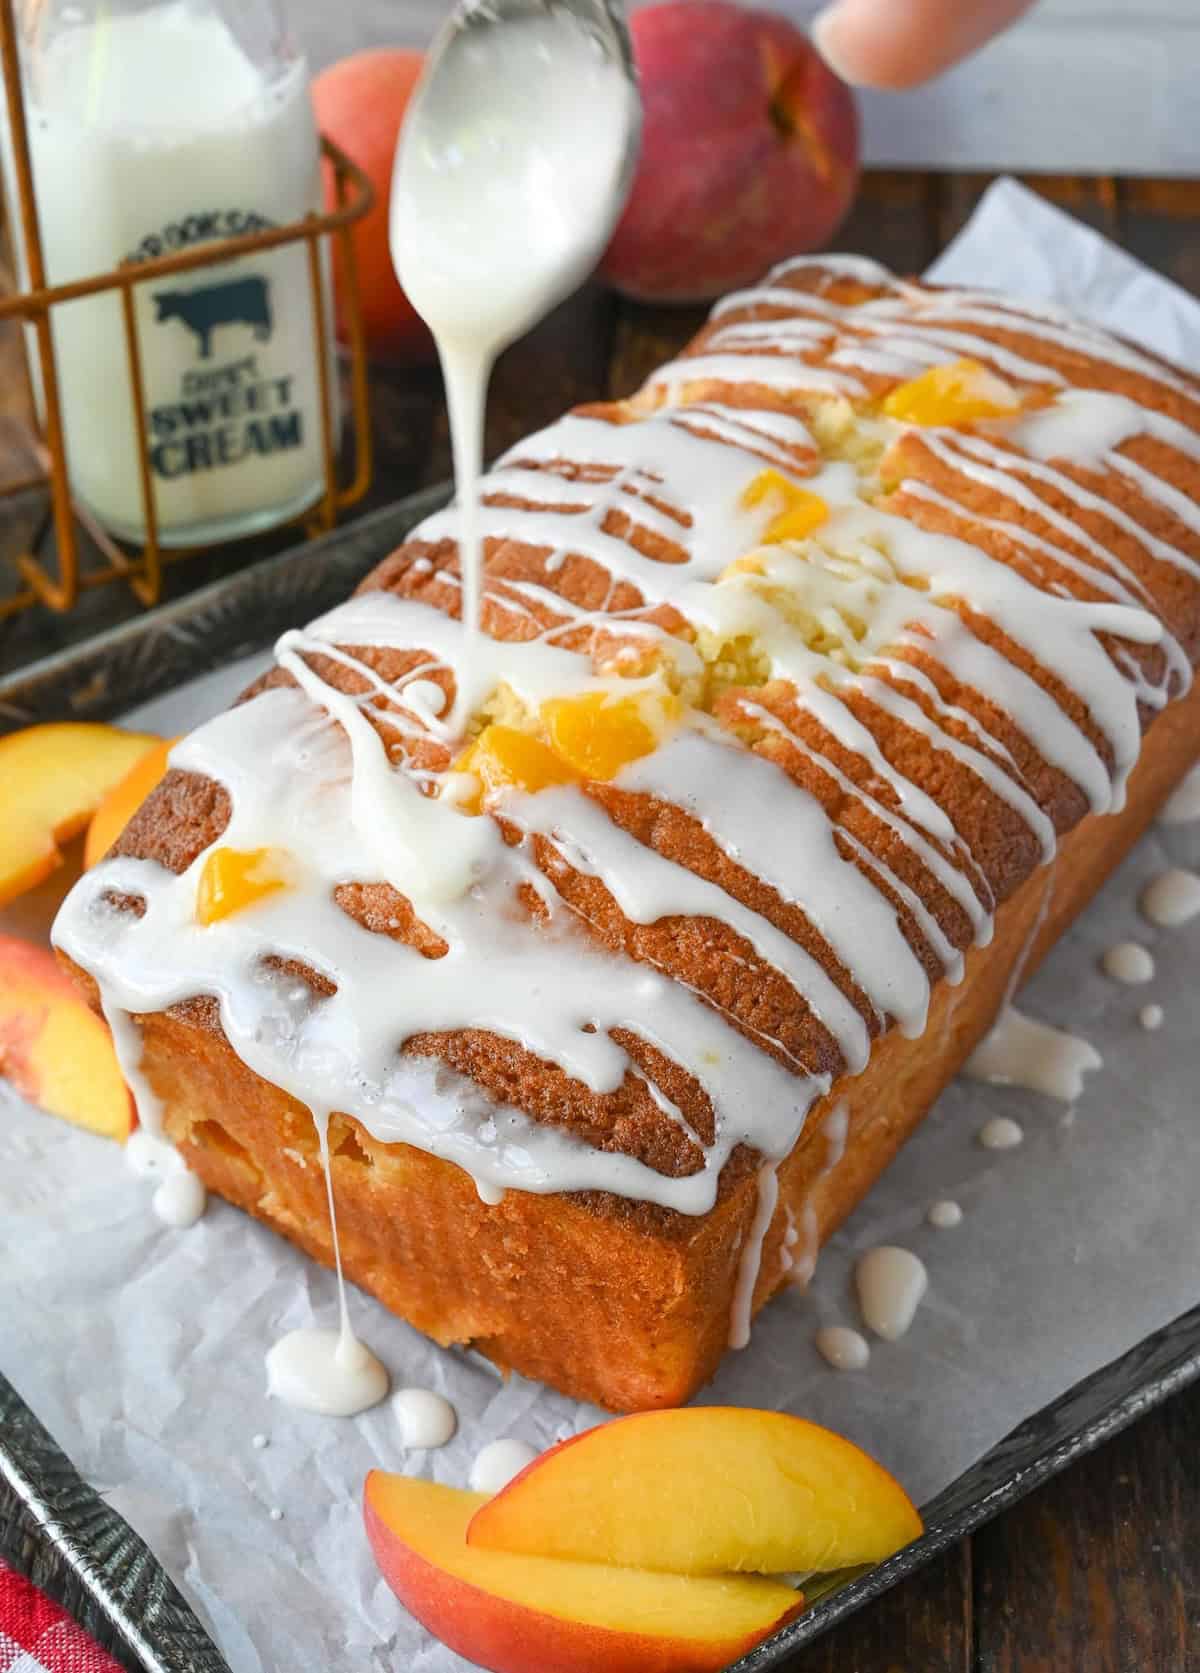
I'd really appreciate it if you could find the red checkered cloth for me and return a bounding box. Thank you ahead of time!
[0,1560,123,1673]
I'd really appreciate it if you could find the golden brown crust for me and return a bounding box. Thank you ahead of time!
[108,266,1200,1158]
[77,264,1200,1405]
[63,674,1199,1409]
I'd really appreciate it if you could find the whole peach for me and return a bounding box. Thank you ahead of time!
[600,0,860,302]
[313,50,435,364]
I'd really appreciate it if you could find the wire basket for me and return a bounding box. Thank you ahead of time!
[0,0,375,618]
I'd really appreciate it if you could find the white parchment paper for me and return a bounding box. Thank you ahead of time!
[3,180,1200,1673]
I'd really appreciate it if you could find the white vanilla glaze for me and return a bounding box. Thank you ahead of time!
[431,421,1162,829]
[855,1246,928,1342]
[469,1439,538,1495]
[728,1161,780,1350]
[1140,1003,1165,1031]
[965,1007,1102,1102]
[152,1169,207,1229]
[51,249,1198,1381]
[927,1199,963,1229]
[978,1116,1024,1151]
[392,1387,458,1450]
[1141,867,1200,928]
[125,1129,207,1228]
[125,1129,174,1179]
[1101,941,1155,984]
[1161,764,1200,825]
[781,1101,849,1294]
[814,1325,870,1371]
[55,680,834,1218]
[261,1110,389,1417]
[265,1326,388,1418]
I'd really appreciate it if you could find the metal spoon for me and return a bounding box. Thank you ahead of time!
[391,0,642,347]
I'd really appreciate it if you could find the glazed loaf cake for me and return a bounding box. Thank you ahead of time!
[56,257,1200,1411]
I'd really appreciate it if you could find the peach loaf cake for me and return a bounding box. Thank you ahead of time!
[54,256,1200,1412]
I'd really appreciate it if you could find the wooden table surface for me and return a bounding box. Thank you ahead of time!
[3,170,1200,1671]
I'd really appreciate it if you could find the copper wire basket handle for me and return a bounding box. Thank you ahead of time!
[0,0,376,619]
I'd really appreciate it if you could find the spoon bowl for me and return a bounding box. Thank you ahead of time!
[390,0,642,354]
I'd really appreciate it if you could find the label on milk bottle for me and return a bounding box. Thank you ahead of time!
[124,211,310,488]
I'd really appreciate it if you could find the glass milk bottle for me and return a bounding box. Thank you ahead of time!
[3,0,336,545]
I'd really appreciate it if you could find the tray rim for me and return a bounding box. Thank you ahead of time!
[0,1369,232,1673]
[0,483,452,730]
[3,490,1199,1671]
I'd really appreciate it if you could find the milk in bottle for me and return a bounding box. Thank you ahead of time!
[4,0,336,544]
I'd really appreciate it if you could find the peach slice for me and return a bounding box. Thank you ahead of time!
[0,723,163,907]
[468,1408,922,1576]
[195,847,294,926]
[882,358,1021,427]
[540,692,679,782]
[364,1472,804,1673]
[84,736,177,869]
[457,695,680,808]
[741,470,829,543]
[457,725,581,804]
[0,934,133,1139]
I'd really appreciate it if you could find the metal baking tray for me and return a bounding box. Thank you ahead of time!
[4,491,1200,1672]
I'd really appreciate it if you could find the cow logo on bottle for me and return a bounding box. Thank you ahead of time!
[153,277,273,359]
[131,211,308,485]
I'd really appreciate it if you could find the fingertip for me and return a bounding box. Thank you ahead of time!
[811,3,859,86]
[811,0,927,91]
[813,0,1038,91]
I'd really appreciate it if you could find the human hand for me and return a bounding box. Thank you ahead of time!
[813,0,1039,90]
